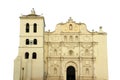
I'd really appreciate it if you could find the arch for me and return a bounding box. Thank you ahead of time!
[26,39,29,45]
[33,39,37,45]
[33,23,37,32]
[65,61,78,80]
[25,52,29,59]
[26,23,29,32]
[65,61,78,70]
[32,52,37,59]
[67,66,75,80]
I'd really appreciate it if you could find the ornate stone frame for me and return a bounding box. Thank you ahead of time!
[64,61,78,80]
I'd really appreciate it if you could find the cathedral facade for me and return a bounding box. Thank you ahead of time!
[14,9,108,80]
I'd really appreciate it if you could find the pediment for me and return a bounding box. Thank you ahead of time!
[53,17,91,34]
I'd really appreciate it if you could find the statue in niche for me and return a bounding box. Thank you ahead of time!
[64,36,67,41]
[54,67,57,74]
[69,36,73,41]
[69,50,73,55]
[85,48,89,56]
[85,68,89,75]
[54,49,57,55]
[75,36,78,41]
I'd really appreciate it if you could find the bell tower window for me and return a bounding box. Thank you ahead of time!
[26,39,29,45]
[32,52,37,59]
[25,52,29,59]
[33,23,37,32]
[33,39,37,45]
[26,23,29,32]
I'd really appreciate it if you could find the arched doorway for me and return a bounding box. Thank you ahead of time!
[66,66,75,80]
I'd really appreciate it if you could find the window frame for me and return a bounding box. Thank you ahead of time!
[33,23,37,33]
[32,52,37,59]
[26,23,30,33]
[25,52,29,59]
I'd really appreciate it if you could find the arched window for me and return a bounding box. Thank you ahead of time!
[32,52,37,59]
[26,39,29,45]
[26,23,29,32]
[69,24,73,30]
[33,23,37,32]
[25,52,29,59]
[33,39,37,45]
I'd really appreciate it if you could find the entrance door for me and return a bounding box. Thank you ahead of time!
[67,66,75,80]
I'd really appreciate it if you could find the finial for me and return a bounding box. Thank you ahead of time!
[99,26,103,32]
[31,8,35,14]
[41,13,43,16]
[48,29,50,32]
[21,13,23,16]
[68,17,73,22]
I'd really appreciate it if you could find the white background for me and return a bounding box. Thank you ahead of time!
[0,0,119,80]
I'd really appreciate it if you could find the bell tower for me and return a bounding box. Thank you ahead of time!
[14,9,45,80]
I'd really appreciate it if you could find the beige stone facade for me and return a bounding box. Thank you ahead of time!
[14,9,108,80]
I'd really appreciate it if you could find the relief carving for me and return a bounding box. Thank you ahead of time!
[50,63,59,75]
[80,42,95,56]
[80,35,92,42]
[49,43,61,56]
[63,43,79,49]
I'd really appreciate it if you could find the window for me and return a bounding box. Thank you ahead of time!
[26,39,29,45]
[69,24,73,30]
[32,52,37,59]
[26,23,29,32]
[25,52,29,59]
[33,39,37,45]
[33,23,37,32]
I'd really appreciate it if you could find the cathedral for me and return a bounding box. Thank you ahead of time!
[14,9,108,80]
